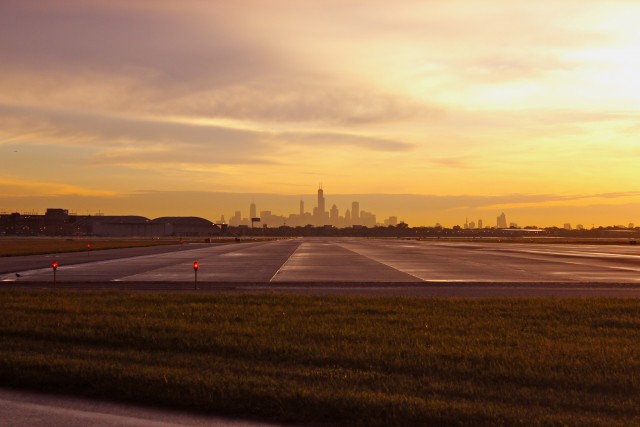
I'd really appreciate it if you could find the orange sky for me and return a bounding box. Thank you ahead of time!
[1,1,639,226]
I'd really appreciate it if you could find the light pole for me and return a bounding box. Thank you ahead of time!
[52,261,58,287]
[193,261,199,290]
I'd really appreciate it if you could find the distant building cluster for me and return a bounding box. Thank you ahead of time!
[227,187,400,228]
[0,187,401,237]
[463,218,484,230]
[2,201,638,238]
[0,209,221,237]
[461,212,512,230]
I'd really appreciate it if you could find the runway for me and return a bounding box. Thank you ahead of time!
[0,388,283,427]
[2,238,640,296]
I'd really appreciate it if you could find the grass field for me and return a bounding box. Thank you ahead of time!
[1,292,639,426]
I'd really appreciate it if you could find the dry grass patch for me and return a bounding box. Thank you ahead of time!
[1,291,639,426]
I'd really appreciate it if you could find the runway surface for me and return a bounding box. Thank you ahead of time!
[0,388,284,427]
[2,238,640,296]
[4,238,640,282]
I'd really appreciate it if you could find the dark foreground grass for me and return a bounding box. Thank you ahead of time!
[0,292,639,426]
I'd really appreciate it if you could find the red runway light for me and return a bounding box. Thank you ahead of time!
[52,261,58,269]
[193,261,199,270]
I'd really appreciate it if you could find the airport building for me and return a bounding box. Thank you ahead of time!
[0,209,221,237]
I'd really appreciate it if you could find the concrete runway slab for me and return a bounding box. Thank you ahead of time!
[337,239,640,283]
[3,241,300,283]
[120,240,301,282]
[3,238,640,289]
[0,388,285,427]
[270,241,418,282]
[0,244,209,276]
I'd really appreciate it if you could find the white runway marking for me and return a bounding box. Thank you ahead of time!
[269,241,303,282]
[5,238,640,284]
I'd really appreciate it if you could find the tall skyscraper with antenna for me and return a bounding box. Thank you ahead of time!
[317,185,325,214]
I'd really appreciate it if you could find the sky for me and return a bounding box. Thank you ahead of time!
[1,0,639,227]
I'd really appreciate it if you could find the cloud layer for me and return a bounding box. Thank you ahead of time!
[1,0,639,225]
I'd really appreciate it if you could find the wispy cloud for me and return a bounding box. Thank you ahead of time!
[0,1,437,127]
[478,192,640,211]
[0,104,414,171]
[275,132,414,151]
[1,0,639,223]
[429,157,474,169]
[0,175,116,197]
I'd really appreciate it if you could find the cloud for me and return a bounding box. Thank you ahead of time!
[0,175,116,197]
[455,54,576,83]
[164,80,435,126]
[0,1,273,83]
[0,104,272,158]
[0,104,414,171]
[478,191,640,211]
[273,132,414,151]
[0,1,438,127]
[429,157,474,169]
[1,0,638,210]
[0,68,434,128]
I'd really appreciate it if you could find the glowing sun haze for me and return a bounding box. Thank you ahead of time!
[1,0,639,227]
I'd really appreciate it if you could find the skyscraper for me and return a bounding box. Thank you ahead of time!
[250,202,256,219]
[299,200,304,216]
[351,201,360,225]
[330,204,339,223]
[317,187,325,215]
[314,186,327,225]
[497,212,507,228]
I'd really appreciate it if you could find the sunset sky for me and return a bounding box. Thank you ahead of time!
[1,0,639,227]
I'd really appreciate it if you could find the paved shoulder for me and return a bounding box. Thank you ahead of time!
[0,388,286,427]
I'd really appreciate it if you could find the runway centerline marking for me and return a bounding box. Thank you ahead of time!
[269,241,303,283]
[334,241,426,282]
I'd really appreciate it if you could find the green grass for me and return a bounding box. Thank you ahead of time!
[1,292,639,426]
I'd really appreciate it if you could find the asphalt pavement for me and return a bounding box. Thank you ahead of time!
[0,388,285,427]
[2,238,640,296]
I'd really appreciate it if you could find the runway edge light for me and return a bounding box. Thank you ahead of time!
[193,261,199,290]
[52,261,58,287]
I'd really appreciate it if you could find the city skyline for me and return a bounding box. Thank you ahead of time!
[226,186,396,228]
[1,2,639,227]
[1,189,638,229]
